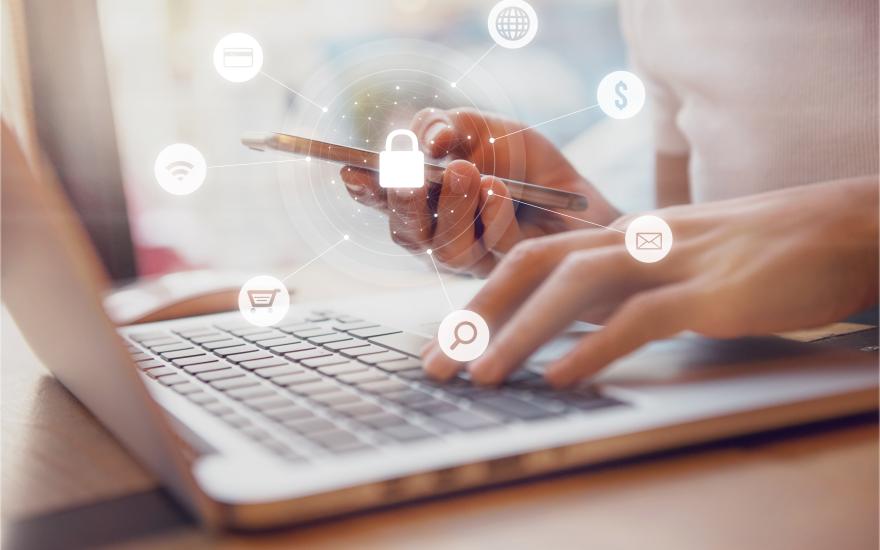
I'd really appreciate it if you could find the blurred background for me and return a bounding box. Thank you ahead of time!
[96,0,652,285]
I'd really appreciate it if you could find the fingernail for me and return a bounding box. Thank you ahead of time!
[424,122,445,148]
[345,182,364,194]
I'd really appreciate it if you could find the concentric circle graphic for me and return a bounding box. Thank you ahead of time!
[270,40,526,286]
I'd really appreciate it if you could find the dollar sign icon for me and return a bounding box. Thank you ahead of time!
[614,80,628,110]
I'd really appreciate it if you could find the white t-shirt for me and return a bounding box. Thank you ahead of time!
[619,0,878,201]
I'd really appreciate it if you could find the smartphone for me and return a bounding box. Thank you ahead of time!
[241,132,588,211]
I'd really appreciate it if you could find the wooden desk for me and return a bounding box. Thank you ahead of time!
[2,272,878,549]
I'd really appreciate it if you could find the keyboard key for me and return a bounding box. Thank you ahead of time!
[244,395,295,411]
[239,357,287,371]
[161,348,206,360]
[398,368,429,380]
[230,326,272,337]
[182,361,226,374]
[336,402,384,417]
[172,382,202,394]
[324,338,371,351]
[254,364,307,379]
[382,424,434,441]
[130,331,167,342]
[187,392,217,405]
[306,429,361,450]
[271,342,315,354]
[240,426,271,441]
[309,391,361,407]
[151,342,193,353]
[348,326,402,339]
[383,389,433,406]
[376,358,421,372]
[317,362,366,376]
[289,381,339,396]
[285,348,332,362]
[411,400,458,415]
[284,417,336,434]
[337,370,388,385]
[357,351,408,365]
[189,332,230,344]
[146,366,177,378]
[196,369,241,382]
[473,395,556,420]
[368,332,430,357]
[360,412,406,428]
[301,355,348,368]
[226,385,275,401]
[140,337,181,348]
[434,410,501,431]
[177,327,217,338]
[241,331,283,343]
[203,402,234,416]
[273,372,322,386]
[308,332,352,344]
[292,327,335,339]
[172,354,215,367]
[221,414,252,428]
[214,345,258,357]
[226,350,273,364]
[357,379,409,394]
[130,352,153,362]
[264,406,314,422]
[258,336,300,348]
[201,339,243,350]
[339,344,389,358]
[136,358,165,370]
[158,374,189,386]
[210,377,258,391]
[332,320,378,332]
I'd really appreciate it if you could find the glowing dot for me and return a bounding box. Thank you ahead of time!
[434,213,438,218]
[368,116,372,120]
[343,234,350,240]
[395,85,400,90]
[467,135,472,140]
[450,82,457,88]
[305,156,311,162]
[489,137,496,144]
[426,248,433,255]
[488,189,494,196]
[322,107,328,113]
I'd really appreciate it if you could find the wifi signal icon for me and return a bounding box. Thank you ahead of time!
[166,160,195,181]
[154,143,206,196]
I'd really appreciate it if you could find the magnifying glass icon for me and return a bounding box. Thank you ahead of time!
[450,320,477,350]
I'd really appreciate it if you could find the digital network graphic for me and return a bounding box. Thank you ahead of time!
[152,1,670,361]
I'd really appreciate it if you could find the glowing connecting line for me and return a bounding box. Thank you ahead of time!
[281,235,350,283]
[260,70,328,113]
[487,190,625,234]
[207,157,311,169]
[489,103,600,143]
[425,249,455,312]
[449,44,498,89]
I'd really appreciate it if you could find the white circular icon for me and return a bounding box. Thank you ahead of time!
[238,275,290,327]
[597,70,646,120]
[438,310,490,363]
[153,143,207,196]
[213,33,263,83]
[488,0,538,49]
[625,215,673,263]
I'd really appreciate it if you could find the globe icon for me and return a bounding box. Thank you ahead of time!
[495,6,531,41]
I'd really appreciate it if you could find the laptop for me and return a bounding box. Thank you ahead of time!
[5,3,877,529]
[4,122,879,529]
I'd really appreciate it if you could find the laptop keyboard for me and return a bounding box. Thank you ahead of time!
[123,310,625,462]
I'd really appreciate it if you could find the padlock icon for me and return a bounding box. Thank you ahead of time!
[379,129,424,189]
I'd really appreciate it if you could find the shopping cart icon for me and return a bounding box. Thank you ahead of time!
[246,288,280,313]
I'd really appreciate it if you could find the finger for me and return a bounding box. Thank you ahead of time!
[411,108,458,158]
[340,166,387,212]
[545,283,699,388]
[431,160,485,271]
[387,184,433,250]
[421,230,612,381]
[478,176,522,255]
[467,247,631,385]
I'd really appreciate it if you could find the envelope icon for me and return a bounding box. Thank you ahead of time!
[635,232,662,250]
